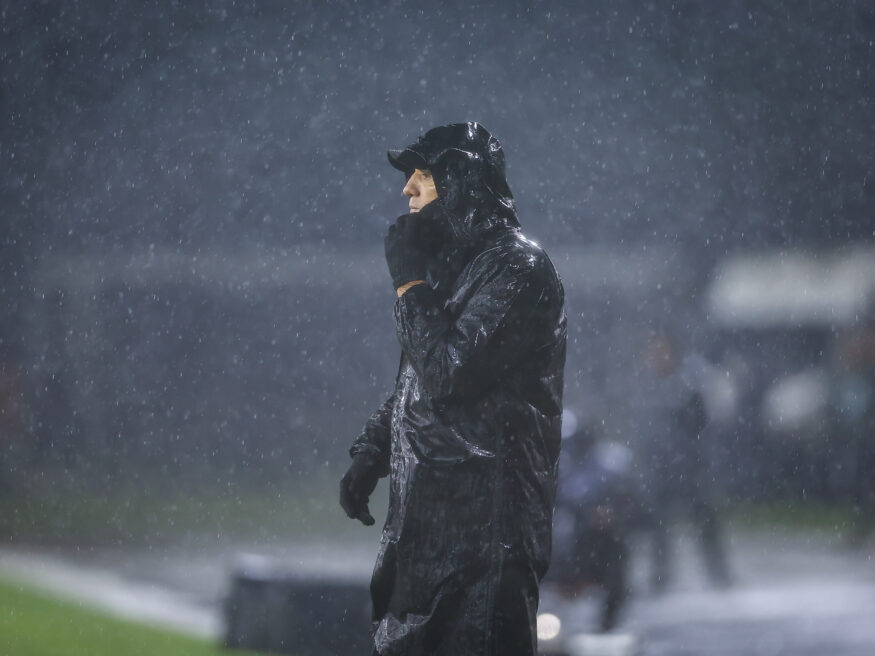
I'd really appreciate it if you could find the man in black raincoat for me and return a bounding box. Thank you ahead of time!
[340,123,566,655]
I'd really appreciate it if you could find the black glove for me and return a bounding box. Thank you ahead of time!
[413,201,453,255]
[384,213,429,290]
[339,453,381,526]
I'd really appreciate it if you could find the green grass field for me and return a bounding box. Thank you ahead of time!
[0,468,382,547]
[727,500,857,535]
[0,578,271,656]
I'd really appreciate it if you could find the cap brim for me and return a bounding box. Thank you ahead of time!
[387,148,427,175]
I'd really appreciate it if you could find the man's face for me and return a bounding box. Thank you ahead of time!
[402,169,438,212]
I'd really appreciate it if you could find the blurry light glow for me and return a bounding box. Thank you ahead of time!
[762,370,828,433]
[536,613,562,641]
[561,409,579,439]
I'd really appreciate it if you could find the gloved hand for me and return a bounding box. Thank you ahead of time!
[384,213,429,290]
[414,201,453,256]
[339,453,381,526]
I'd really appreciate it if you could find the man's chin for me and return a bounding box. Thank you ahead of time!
[411,201,440,214]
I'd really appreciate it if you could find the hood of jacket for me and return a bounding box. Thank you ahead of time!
[388,122,521,245]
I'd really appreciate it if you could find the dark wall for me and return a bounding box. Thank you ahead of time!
[3,0,872,255]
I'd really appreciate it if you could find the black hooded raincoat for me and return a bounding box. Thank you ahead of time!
[349,123,567,655]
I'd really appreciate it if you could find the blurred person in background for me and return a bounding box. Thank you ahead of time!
[635,327,731,592]
[339,123,567,656]
[829,300,875,544]
[546,410,645,632]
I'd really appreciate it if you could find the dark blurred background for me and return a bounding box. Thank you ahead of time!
[1,0,873,542]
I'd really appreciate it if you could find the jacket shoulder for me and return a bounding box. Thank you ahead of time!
[446,230,563,314]
[481,230,560,280]
[502,232,564,302]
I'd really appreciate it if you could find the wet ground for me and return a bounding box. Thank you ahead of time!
[540,528,875,655]
[1,526,873,655]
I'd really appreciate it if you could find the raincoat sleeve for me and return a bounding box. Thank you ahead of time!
[393,256,548,401]
[349,392,394,476]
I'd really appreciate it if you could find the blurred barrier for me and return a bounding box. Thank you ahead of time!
[224,553,371,655]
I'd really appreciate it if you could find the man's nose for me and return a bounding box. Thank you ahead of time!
[402,179,417,197]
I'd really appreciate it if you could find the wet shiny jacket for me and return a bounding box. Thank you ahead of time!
[350,123,566,655]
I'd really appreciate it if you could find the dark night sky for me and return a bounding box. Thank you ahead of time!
[3,0,873,259]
